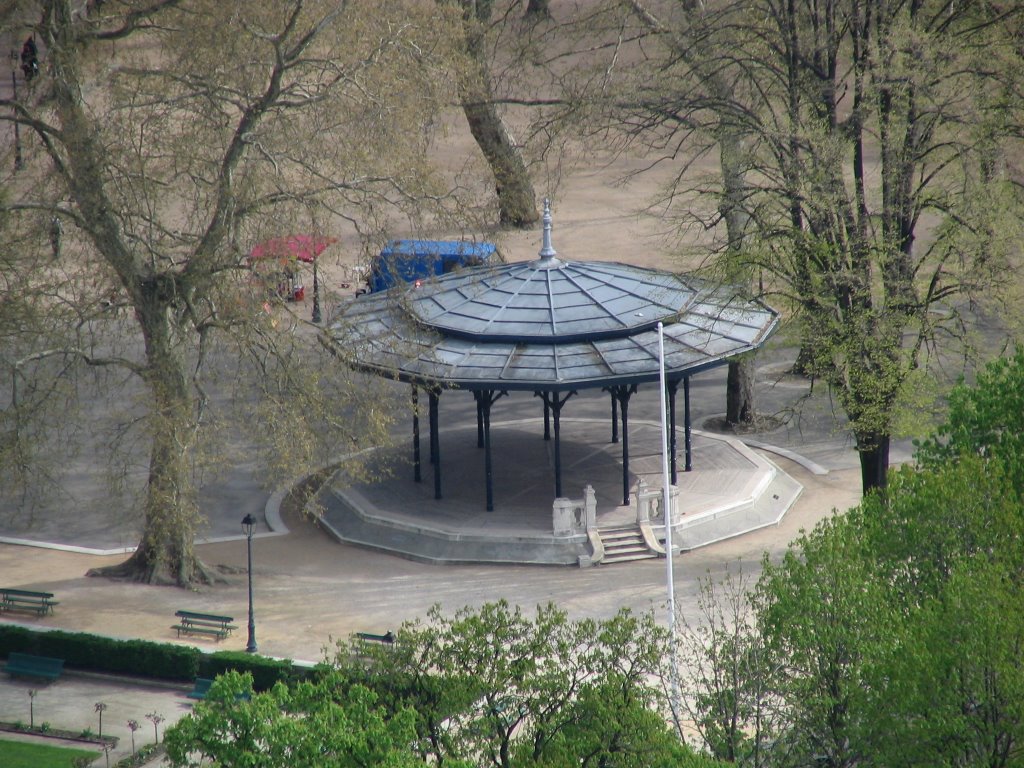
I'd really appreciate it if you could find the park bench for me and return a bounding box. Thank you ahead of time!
[352,631,395,661]
[186,677,214,700]
[0,588,59,616]
[185,676,251,703]
[5,652,65,681]
[173,610,237,641]
[355,630,395,645]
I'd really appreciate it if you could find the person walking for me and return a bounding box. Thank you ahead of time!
[20,36,38,81]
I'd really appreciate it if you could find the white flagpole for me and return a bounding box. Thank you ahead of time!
[657,322,676,630]
[658,322,682,724]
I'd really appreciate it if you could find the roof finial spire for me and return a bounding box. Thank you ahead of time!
[538,198,557,260]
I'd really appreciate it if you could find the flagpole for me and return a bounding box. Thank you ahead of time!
[657,322,681,723]
[657,322,676,629]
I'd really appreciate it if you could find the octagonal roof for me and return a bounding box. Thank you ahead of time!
[330,201,779,391]
[408,260,696,343]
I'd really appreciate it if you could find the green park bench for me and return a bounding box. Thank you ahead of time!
[5,652,65,681]
[0,588,59,616]
[173,610,238,641]
[187,677,214,700]
[186,677,251,703]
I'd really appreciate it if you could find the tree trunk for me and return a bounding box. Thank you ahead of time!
[459,0,538,229]
[88,288,210,585]
[718,128,757,425]
[791,340,816,377]
[856,431,890,496]
[462,101,538,229]
[725,358,755,426]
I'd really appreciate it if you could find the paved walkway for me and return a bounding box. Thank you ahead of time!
[0,353,901,767]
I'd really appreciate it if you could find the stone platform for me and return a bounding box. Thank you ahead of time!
[317,417,802,566]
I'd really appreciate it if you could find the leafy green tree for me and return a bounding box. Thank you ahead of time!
[874,557,1024,768]
[165,671,423,768]
[751,515,899,768]
[682,366,1024,767]
[856,457,1024,604]
[338,600,705,768]
[675,571,776,765]
[915,351,1024,496]
[167,605,728,767]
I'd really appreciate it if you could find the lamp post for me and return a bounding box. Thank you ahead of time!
[241,513,257,653]
[311,257,322,323]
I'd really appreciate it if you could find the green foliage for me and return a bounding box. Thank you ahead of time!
[198,650,309,692]
[114,742,163,768]
[165,671,422,768]
[164,602,722,766]
[752,514,900,766]
[856,457,1024,602]
[915,351,1024,495]
[683,361,1024,766]
[0,738,98,768]
[0,626,310,687]
[337,600,695,767]
[873,558,1024,768]
[0,626,200,681]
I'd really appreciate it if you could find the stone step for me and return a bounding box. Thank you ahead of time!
[600,527,642,540]
[604,540,646,553]
[598,526,658,564]
[602,550,658,564]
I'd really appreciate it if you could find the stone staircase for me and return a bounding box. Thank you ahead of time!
[598,525,659,564]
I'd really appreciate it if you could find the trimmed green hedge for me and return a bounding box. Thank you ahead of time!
[0,626,309,688]
[198,651,308,691]
[0,626,199,681]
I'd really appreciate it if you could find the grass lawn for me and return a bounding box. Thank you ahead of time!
[0,737,100,767]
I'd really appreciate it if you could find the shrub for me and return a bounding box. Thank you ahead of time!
[0,626,311,686]
[199,651,308,691]
[0,626,199,681]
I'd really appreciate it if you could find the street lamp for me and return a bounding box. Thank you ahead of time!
[241,513,257,653]
[311,258,322,323]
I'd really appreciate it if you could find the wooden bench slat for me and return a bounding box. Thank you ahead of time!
[173,609,236,642]
[1,588,55,599]
[182,618,238,629]
[176,610,234,623]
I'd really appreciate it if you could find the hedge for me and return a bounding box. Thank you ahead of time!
[0,626,310,688]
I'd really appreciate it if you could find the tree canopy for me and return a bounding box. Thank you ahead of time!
[588,0,1024,492]
[167,601,726,767]
[679,352,1024,766]
[0,0,469,583]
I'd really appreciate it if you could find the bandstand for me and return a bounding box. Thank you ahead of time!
[323,202,800,565]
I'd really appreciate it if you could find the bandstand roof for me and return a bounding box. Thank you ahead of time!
[330,203,778,392]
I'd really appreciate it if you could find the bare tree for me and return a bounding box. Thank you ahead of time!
[0,0,463,584]
[603,0,1024,492]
